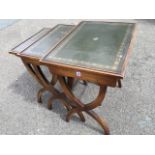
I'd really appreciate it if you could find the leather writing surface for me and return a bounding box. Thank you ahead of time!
[21,25,74,58]
[45,21,135,74]
[12,28,51,54]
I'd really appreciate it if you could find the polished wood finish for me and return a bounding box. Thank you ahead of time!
[9,21,136,134]
[58,76,109,134]
[10,28,52,55]
[41,21,136,78]
[44,64,120,86]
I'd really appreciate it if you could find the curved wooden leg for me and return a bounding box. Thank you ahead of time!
[66,107,83,122]
[77,112,85,122]
[67,77,74,89]
[68,78,88,89]
[86,111,110,135]
[32,65,59,96]
[37,88,46,103]
[22,59,62,111]
[48,96,56,110]
[22,60,85,123]
[58,76,109,134]
[22,60,44,87]
[79,80,88,86]
[83,80,88,86]
[48,95,71,111]
[48,94,85,122]
[65,107,85,122]
[51,75,58,85]
[118,79,122,88]
[24,63,85,123]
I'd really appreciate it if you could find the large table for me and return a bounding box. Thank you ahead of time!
[10,21,136,134]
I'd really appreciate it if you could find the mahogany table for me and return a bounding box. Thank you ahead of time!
[10,21,136,134]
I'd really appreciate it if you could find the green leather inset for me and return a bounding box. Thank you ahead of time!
[23,25,74,57]
[45,21,135,74]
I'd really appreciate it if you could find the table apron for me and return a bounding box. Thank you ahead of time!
[47,66,118,87]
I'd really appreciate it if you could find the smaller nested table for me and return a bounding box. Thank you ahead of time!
[10,24,75,103]
[10,21,136,134]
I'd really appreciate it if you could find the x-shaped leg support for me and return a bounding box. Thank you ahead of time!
[58,76,110,135]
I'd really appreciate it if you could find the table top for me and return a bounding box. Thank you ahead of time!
[10,24,74,59]
[42,21,136,77]
[10,21,136,78]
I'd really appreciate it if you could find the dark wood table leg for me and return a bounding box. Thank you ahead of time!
[22,60,58,99]
[22,59,86,122]
[58,76,110,135]
[67,77,74,89]
[67,77,88,89]
[118,79,122,88]
[22,59,108,133]
[37,88,46,103]
[48,92,85,122]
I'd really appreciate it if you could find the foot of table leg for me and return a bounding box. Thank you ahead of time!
[48,94,85,122]
[66,110,85,122]
[37,88,46,103]
[66,108,109,134]
[47,96,54,110]
[66,107,82,122]
[77,112,85,122]
[86,111,110,135]
[66,109,109,134]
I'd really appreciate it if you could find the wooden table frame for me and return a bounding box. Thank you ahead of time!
[40,22,136,134]
[20,56,110,134]
[9,21,137,134]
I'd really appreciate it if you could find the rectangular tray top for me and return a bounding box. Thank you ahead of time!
[10,25,74,59]
[42,21,136,77]
[10,28,52,55]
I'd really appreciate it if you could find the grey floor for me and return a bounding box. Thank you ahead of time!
[0,19,155,135]
[0,19,19,30]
